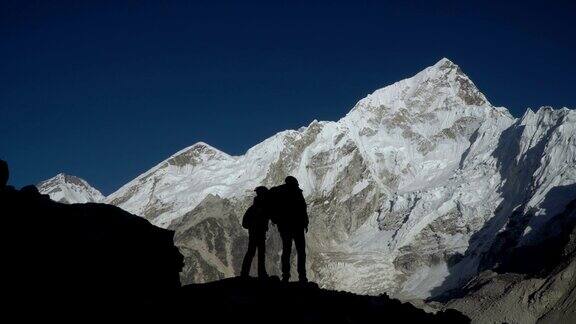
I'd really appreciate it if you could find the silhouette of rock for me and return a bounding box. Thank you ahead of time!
[2,177,184,314]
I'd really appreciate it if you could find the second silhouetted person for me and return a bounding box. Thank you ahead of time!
[240,186,270,278]
[270,176,309,283]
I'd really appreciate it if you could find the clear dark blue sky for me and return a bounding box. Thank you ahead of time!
[1,1,575,194]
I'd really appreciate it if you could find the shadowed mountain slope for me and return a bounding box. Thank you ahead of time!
[438,198,576,323]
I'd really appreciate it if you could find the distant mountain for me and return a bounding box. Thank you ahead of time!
[38,173,104,204]
[40,58,576,305]
[100,58,576,300]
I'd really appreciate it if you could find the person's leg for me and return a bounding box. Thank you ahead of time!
[280,230,292,282]
[294,229,307,282]
[257,233,268,278]
[241,233,257,277]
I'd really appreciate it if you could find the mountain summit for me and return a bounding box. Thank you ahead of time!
[349,57,491,116]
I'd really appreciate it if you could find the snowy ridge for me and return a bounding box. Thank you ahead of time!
[108,58,508,226]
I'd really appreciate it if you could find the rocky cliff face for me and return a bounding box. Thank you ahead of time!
[42,58,576,302]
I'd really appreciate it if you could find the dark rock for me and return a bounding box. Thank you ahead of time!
[0,159,8,188]
[162,277,470,323]
[1,182,184,313]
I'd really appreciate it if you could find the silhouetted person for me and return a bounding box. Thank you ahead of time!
[270,176,309,283]
[240,186,270,278]
[0,160,8,189]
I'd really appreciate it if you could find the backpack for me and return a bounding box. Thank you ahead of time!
[242,205,256,229]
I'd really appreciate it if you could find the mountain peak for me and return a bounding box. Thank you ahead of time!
[519,106,575,127]
[426,58,469,83]
[347,58,491,119]
[38,173,104,204]
[174,142,226,155]
[166,142,232,168]
[432,57,457,69]
[190,141,212,149]
[42,173,87,188]
[53,173,87,186]
[423,57,467,84]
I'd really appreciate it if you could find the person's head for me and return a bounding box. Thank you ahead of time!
[0,160,8,188]
[284,176,298,186]
[254,186,268,196]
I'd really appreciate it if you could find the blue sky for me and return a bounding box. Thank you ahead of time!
[1,0,575,194]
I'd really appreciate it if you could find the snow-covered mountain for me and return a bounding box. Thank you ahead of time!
[43,58,575,301]
[38,173,104,204]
